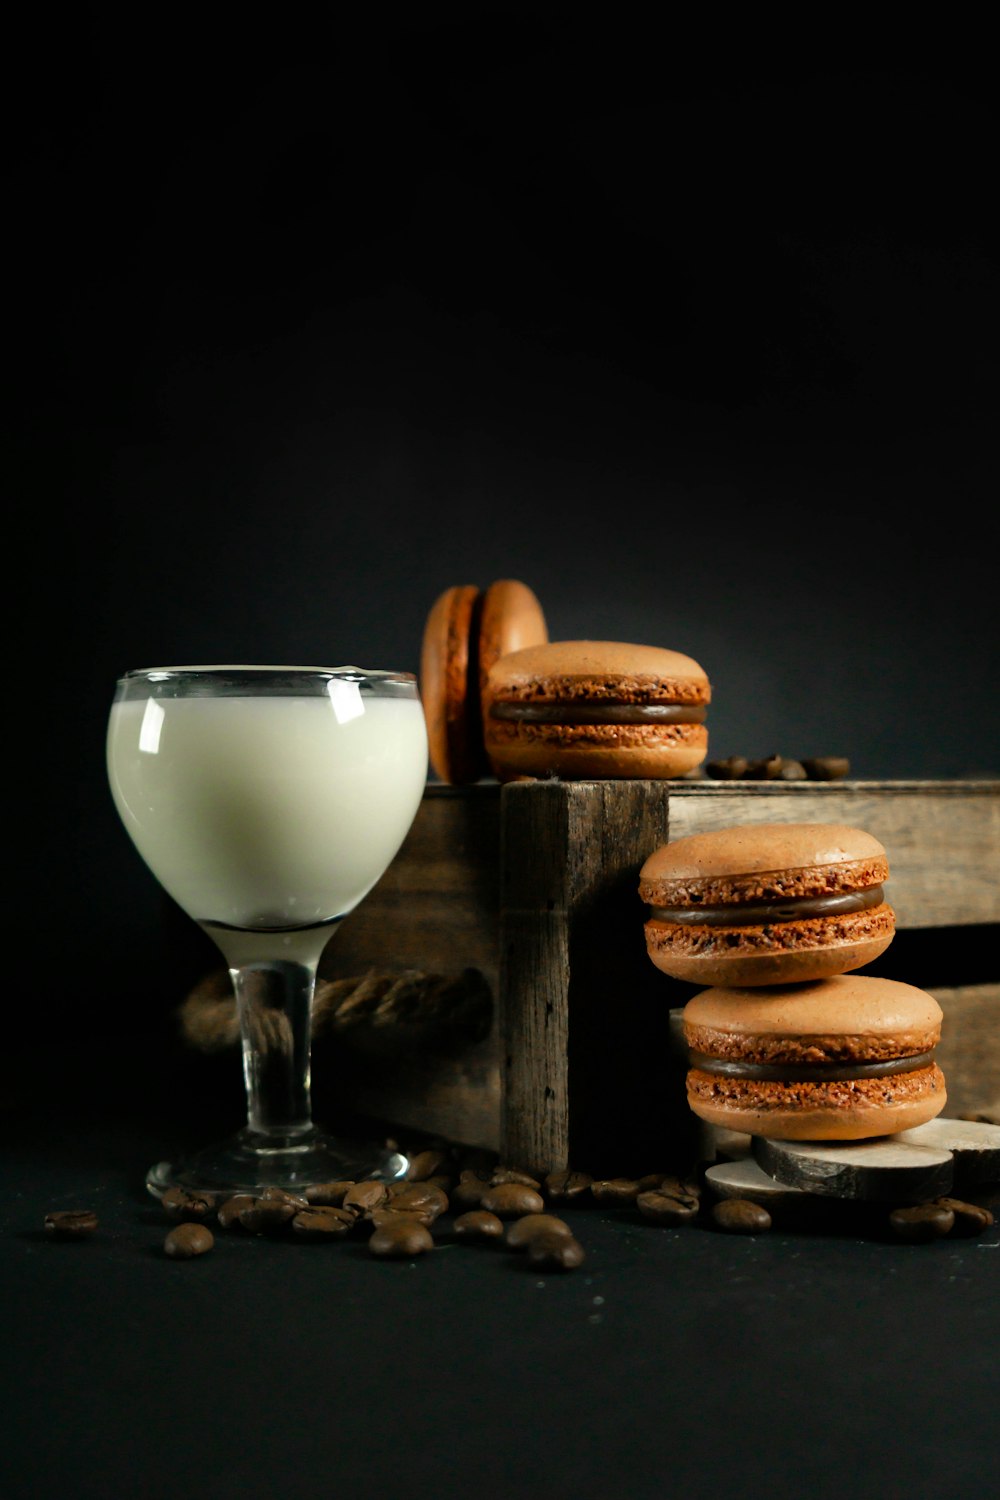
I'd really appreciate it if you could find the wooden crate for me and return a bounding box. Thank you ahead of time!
[321,779,999,1175]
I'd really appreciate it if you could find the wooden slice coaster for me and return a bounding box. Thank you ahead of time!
[752,1134,954,1204]
[704,1157,813,1208]
[893,1117,1000,1188]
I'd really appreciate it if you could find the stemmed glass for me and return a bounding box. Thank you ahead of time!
[107,665,428,1198]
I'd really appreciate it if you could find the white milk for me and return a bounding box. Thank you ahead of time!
[108,691,427,932]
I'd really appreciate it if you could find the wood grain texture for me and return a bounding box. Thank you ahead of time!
[752,1133,955,1202]
[500,780,691,1175]
[930,984,1000,1118]
[665,781,1000,927]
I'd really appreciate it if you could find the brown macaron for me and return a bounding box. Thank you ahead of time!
[640,823,895,986]
[682,975,947,1140]
[484,640,711,781]
[420,579,548,784]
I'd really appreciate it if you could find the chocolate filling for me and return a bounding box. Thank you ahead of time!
[649,886,885,926]
[688,1049,935,1083]
[490,701,708,725]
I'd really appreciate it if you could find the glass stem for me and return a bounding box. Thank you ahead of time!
[231,959,317,1141]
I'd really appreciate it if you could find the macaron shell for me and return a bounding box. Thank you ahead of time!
[686,1065,947,1140]
[639,823,889,895]
[488,640,711,702]
[682,975,943,1044]
[419,584,485,785]
[485,720,708,780]
[645,906,896,986]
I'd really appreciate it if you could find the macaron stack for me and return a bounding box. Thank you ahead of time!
[420,580,712,784]
[639,823,947,1141]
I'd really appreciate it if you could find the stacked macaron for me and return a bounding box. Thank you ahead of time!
[639,823,947,1141]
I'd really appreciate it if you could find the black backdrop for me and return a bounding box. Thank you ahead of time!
[11,11,999,1056]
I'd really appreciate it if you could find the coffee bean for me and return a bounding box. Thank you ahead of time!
[544,1170,593,1203]
[290,1206,356,1239]
[479,1183,545,1218]
[259,1186,310,1208]
[525,1232,586,1270]
[304,1180,354,1206]
[343,1181,389,1218]
[711,1199,772,1234]
[505,1213,574,1250]
[383,1183,449,1223]
[889,1204,955,1242]
[161,1187,215,1222]
[217,1194,256,1229]
[636,1190,699,1225]
[44,1210,98,1239]
[405,1149,448,1182]
[238,1196,296,1234]
[490,1166,542,1189]
[932,1198,995,1236]
[164,1223,214,1259]
[590,1178,641,1206]
[802,757,850,781]
[453,1211,505,1242]
[452,1171,492,1209]
[706,757,749,779]
[776,759,807,780]
[369,1217,434,1258]
[746,754,784,780]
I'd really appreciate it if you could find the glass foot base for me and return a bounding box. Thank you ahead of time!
[145,1126,408,1199]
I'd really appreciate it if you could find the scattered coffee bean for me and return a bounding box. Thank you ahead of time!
[260,1186,310,1208]
[44,1210,98,1239]
[490,1166,542,1189]
[369,1217,434,1258]
[776,759,807,780]
[525,1232,586,1271]
[405,1149,448,1182]
[802,757,850,780]
[238,1196,297,1234]
[636,1190,700,1225]
[932,1198,994,1237]
[424,1174,454,1194]
[544,1169,593,1203]
[712,1199,772,1234]
[161,1187,215,1222]
[591,1178,641,1206]
[889,1204,955,1242]
[290,1206,356,1239]
[383,1183,449,1224]
[164,1223,214,1259]
[746,754,784,780]
[452,1171,492,1210]
[505,1213,574,1250]
[479,1183,545,1218]
[706,756,749,779]
[343,1181,389,1218]
[453,1211,505,1242]
[304,1180,354,1206]
[217,1194,256,1230]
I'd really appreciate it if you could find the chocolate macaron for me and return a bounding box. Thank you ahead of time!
[420,579,548,784]
[484,641,711,780]
[682,975,947,1140]
[640,823,895,986]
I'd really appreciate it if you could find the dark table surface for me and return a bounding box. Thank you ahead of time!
[4,1051,998,1500]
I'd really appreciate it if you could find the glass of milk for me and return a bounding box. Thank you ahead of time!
[107,665,428,1197]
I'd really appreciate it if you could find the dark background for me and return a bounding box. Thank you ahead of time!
[11,10,999,1051]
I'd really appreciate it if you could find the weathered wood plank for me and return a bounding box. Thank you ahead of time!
[930,984,1000,1118]
[665,781,1000,928]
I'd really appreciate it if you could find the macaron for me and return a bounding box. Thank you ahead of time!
[420,579,548,784]
[640,823,895,986]
[483,641,711,780]
[681,975,947,1140]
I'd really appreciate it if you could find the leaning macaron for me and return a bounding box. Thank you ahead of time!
[681,975,947,1140]
[420,579,548,784]
[640,823,895,986]
[484,640,711,780]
